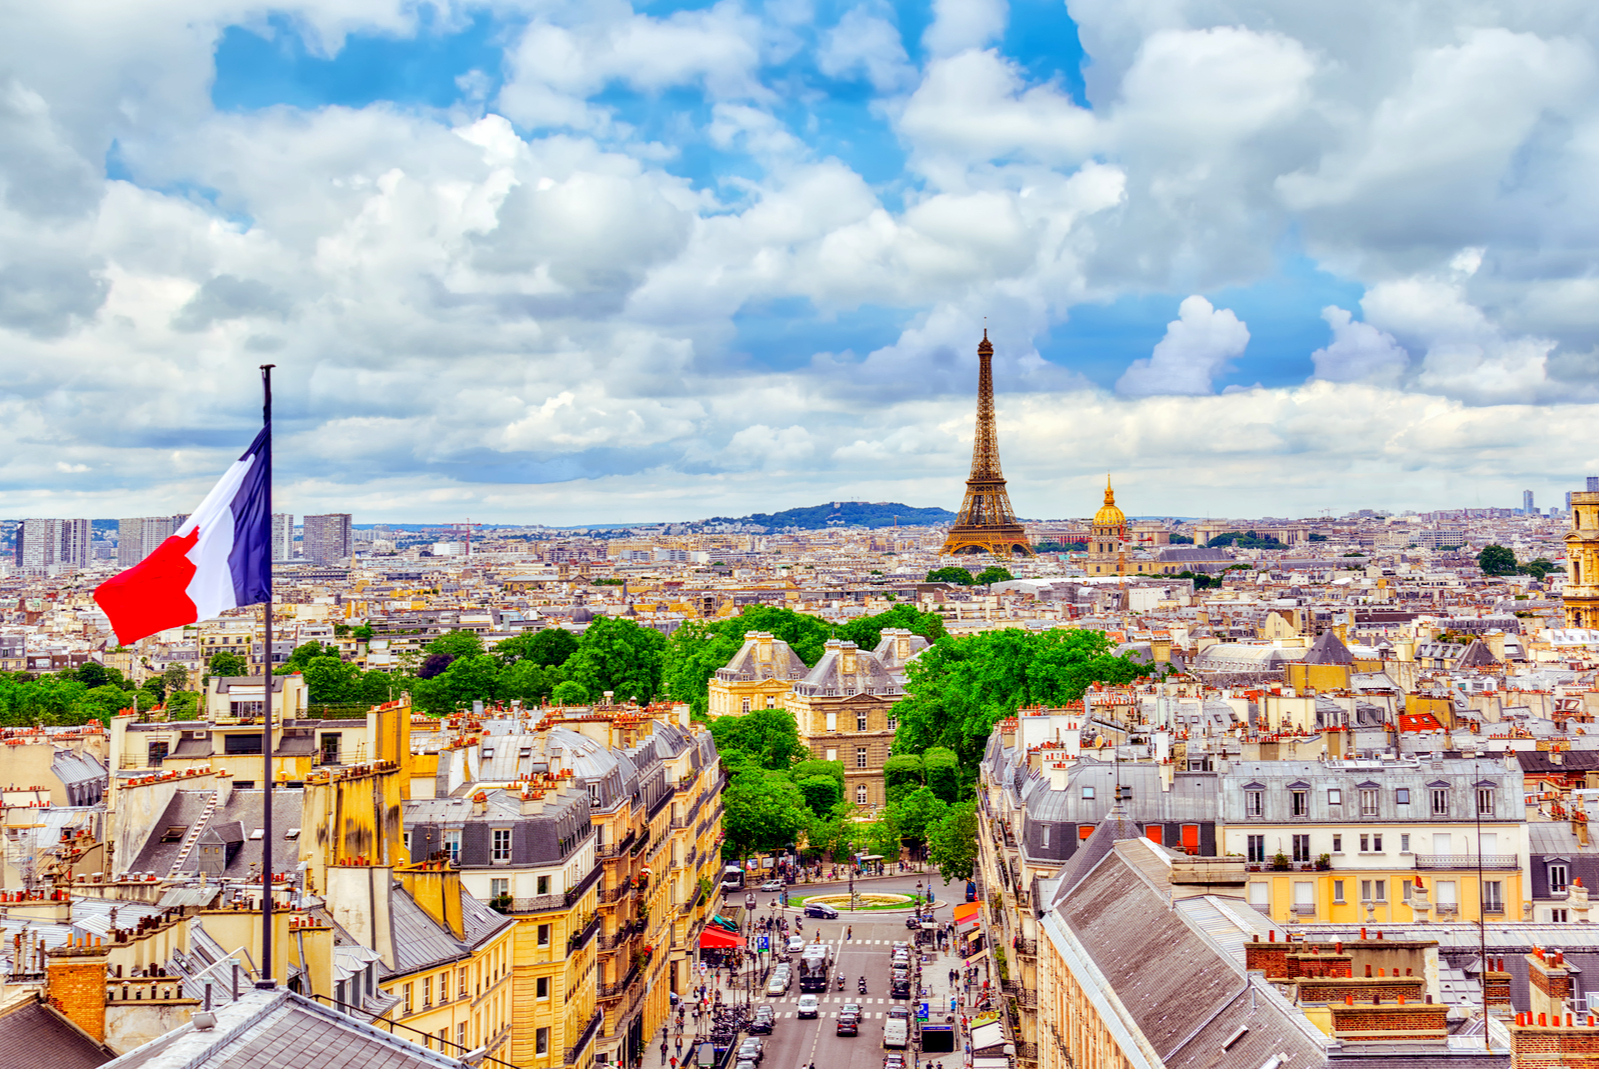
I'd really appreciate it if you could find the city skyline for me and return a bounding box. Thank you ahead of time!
[0,1,1593,525]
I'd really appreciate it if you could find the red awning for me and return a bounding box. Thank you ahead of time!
[953,902,981,925]
[699,926,743,950]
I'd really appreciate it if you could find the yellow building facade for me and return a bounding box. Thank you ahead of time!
[1565,487,1598,629]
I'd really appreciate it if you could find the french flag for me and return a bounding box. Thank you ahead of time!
[95,428,271,645]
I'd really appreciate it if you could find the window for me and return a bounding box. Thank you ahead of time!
[537,924,551,947]
[536,977,550,1000]
[1040,825,1051,848]
[825,713,837,731]
[886,716,897,730]
[1291,790,1308,816]
[1327,789,1342,806]
[1293,882,1314,912]
[1476,788,1495,817]
[1371,833,1382,852]
[1292,834,1311,863]
[1395,787,1410,806]
[1550,864,1569,892]
[1082,786,1095,800]
[320,733,341,765]
[1431,788,1449,816]
[492,828,512,862]
[1248,882,1269,907]
[459,968,468,998]
[423,975,432,1006]
[857,714,868,732]
[536,1027,550,1056]
[1483,881,1503,913]
[459,1023,467,1050]
[1359,789,1378,817]
[445,830,461,863]
[856,747,868,769]
[1245,790,1264,817]
[825,749,837,762]
[741,698,751,713]
[1333,880,1345,903]
[148,741,169,766]
[1332,835,1343,853]
[403,983,414,1014]
[1400,834,1410,853]
[1551,908,1568,923]
[1247,835,1265,863]
[490,878,508,900]
[1359,834,1368,852]
[537,875,550,896]
[855,784,868,805]
[1436,880,1458,908]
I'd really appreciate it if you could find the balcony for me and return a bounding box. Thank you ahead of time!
[1014,938,1037,958]
[599,961,641,1000]
[1413,853,1519,871]
[564,1009,604,1066]
[568,914,601,953]
[598,831,637,859]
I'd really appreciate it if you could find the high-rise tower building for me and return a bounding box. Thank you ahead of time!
[13,518,91,570]
[272,513,295,560]
[302,513,352,564]
[1522,489,1535,514]
[116,515,189,567]
[940,331,1033,557]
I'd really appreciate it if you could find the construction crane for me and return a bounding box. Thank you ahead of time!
[452,519,484,557]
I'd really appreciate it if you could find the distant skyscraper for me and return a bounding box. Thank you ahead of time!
[116,515,188,567]
[58,519,91,568]
[14,518,91,570]
[272,513,295,560]
[302,513,352,564]
[1589,475,1599,493]
[1523,489,1535,514]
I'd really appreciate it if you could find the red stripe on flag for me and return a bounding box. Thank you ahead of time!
[94,529,202,645]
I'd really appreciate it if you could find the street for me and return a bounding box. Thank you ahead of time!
[668,877,977,1069]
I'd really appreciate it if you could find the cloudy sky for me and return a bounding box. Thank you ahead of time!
[1,0,1595,525]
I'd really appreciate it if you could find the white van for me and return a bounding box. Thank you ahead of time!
[882,1019,908,1049]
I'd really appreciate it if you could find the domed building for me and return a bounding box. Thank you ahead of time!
[1087,477,1130,577]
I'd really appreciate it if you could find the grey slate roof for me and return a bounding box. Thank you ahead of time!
[129,790,304,879]
[0,997,113,1069]
[792,640,899,697]
[1304,629,1354,665]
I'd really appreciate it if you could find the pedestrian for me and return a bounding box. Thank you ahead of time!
[670,1059,678,1069]
[846,926,853,941]
[676,1038,683,1053]
[661,1041,669,1064]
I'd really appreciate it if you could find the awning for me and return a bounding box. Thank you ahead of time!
[699,926,743,950]
[953,902,981,925]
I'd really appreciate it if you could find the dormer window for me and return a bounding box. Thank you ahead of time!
[1291,790,1308,816]
[1245,790,1264,817]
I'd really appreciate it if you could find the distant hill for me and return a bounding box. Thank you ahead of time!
[708,501,956,530]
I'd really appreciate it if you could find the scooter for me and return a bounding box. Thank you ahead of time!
[858,977,868,995]
[836,974,846,991]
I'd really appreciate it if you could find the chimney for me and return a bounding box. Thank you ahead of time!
[396,862,465,940]
[46,938,109,1043]
[325,864,396,969]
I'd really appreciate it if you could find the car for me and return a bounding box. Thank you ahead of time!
[749,1006,774,1035]
[786,935,806,954]
[735,1058,757,1069]
[759,879,784,892]
[804,903,839,919]
[886,1006,909,1020]
[766,975,789,996]
[905,916,922,929]
[737,1038,764,1064]
[797,994,820,1019]
[840,1004,861,1018]
[890,968,910,983]
[883,1055,906,1069]
[836,1015,859,1037]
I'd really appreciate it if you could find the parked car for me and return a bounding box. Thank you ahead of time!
[738,1038,764,1064]
[766,974,789,996]
[749,1006,774,1035]
[786,935,806,954]
[804,903,839,919]
[759,879,784,892]
[887,1006,910,1019]
[883,1054,906,1069]
[797,994,820,1019]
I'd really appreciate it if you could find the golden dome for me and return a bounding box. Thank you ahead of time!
[1092,476,1126,528]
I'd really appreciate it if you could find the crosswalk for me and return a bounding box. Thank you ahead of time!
[760,1010,888,1018]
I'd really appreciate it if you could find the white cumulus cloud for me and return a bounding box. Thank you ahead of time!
[1115,295,1250,396]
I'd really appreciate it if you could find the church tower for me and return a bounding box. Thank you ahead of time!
[940,330,1033,557]
[1087,476,1128,576]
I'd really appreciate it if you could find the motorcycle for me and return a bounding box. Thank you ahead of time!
[858,977,868,995]
[836,974,846,991]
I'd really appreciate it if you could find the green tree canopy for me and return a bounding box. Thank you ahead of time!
[424,630,486,660]
[495,628,579,668]
[551,680,588,705]
[1477,544,1518,576]
[889,787,949,846]
[564,616,667,703]
[923,747,961,803]
[883,754,925,806]
[1520,558,1557,580]
[928,802,978,882]
[796,774,842,816]
[161,664,191,693]
[973,566,1013,586]
[708,708,807,770]
[893,628,1153,771]
[807,806,857,862]
[502,660,565,706]
[835,604,947,652]
[925,567,974,586]
[723,768,809,855]
[789,759,845,787]
[206,651,247,678]
[660,606,832,714]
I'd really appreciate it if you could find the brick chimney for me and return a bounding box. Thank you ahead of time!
[1508,1011,1598,1068]
[46,936,110,1043]
[1527,948,1576,1023]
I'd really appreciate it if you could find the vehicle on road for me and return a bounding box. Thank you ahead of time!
[759,879,784,892]
[883,1053,906,1069]
[836,1015,859,1037]
[882,1017,908,1049]
[738,1038,764,1064]
[749,1006,774,1035]
[735,1058,757,1069]
[886,1007,909,1020]
[721,864,745,891]
[804,903,839,919]
[797,944,833,992]
[766,973,789,996]
[786,935,806,954]
[840,1004,861,1018]
[904,916,921,929]
[890,978,911,1000]
[797,994,820,1019]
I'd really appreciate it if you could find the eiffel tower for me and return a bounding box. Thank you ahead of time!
[940,330,1034,557]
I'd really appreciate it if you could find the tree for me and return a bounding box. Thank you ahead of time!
[883,754,925,806]
[796,775,842,816]
[923,747,961,803]
[417,653,455,680]
[207,651,247,678]
[723,769,809,855]
[1477,544,1518,576]
[161,664,191,694]
[925,567,974,586]
[503,659,564,705]
[301,656,363,705]
[277,642,334,675]
[167,690,200,721]
[708,708,807,770]
[564,616,666,703]
[928,802,979,882]
[425,630,486,660]
[1520,558,1557,581]
[973,566,1013,587]
[352,624,374,641]
[889,787,949,847]
[835,604,947,653]
[661,606,832,715]
[495,628,578,668]
[552,680,588,705]
[789,758,845,787]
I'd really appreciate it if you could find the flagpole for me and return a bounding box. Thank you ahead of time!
[259,363,276,989]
